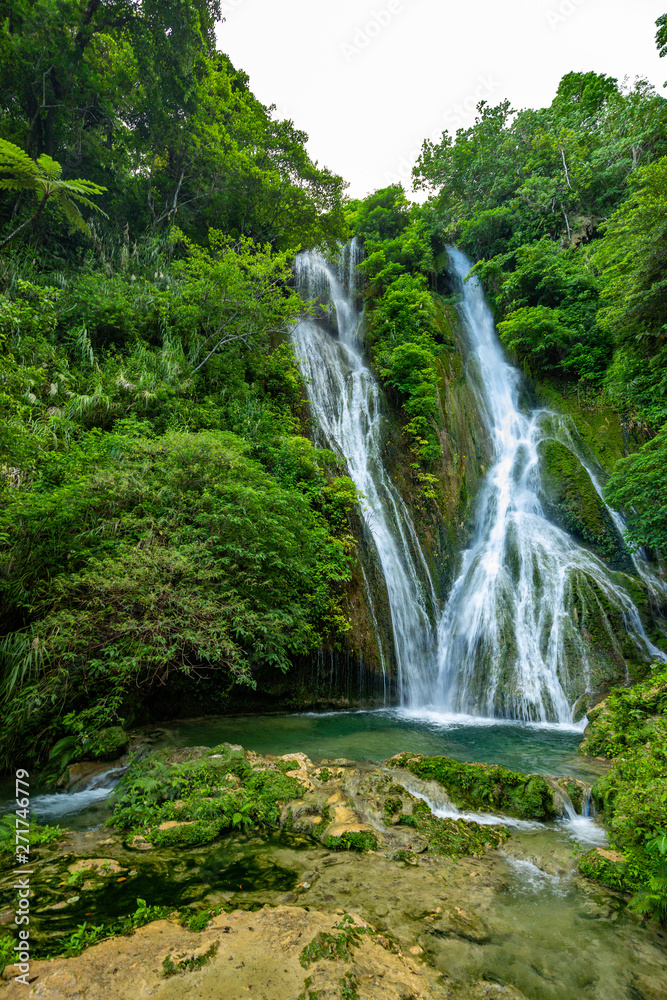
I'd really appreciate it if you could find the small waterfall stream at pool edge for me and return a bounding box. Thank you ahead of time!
[291,243,666,724]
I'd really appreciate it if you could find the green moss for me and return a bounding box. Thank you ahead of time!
[383,797,402,820]
[410,800,508,858]
[577,663,667,903]
[388,754,557,820]
[580,663,667,759]
[392,848,418,864]
[276,759,300,773]
[152,820,224,849]
[85,726,130,761]
[397,813,417,827]
[563,780,583,814]
[432,297,457,347]
[578,849,631,890]
[297,976,322,1000]
[539,440,617,556]
[162,943,219,977]
[537,384,627,474]
[0,817,65,859]
[300,915,366,968]
[325,831,377,852]
[340,974,360,999]
[182,908,217,932]
[110,744,304,848]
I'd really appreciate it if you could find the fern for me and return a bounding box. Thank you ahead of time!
[629,833,667,923]
[0,140,107,248]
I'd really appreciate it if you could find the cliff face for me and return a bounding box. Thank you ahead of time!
[244,272,665,715]
[292,296,493,704]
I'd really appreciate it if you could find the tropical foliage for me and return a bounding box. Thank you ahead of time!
[413,20,667,560]
[0,0,356,766]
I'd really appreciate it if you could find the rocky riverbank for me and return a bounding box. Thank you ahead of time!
[1,744,666,999]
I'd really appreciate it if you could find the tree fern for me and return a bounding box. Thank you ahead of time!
[0,140,108,248]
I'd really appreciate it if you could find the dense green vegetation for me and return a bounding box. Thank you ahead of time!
[578,662,667,918]
[0,0,363,767]
[1,0,666,786]
[345,187,453,469]
[109,744,306,848]
[414,35,667,552]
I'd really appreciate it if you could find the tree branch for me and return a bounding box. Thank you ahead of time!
[560,147,572,190]
[0,191,49,249]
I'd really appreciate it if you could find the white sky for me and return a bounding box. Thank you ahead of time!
[216,0,667,200]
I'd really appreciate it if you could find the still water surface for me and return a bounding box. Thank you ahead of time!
[158,708,601,781]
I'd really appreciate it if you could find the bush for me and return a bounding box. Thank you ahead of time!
[0,431,355,766]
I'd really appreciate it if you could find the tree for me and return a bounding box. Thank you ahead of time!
[656,13,667,60]
[169,229,303,376]
[605,426,667,552]
[0,140,107,247]
[594,156,667,353]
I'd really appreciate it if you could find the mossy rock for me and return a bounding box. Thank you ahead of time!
[578,847,629,891]
[110,743,305,849]
[409,802,508,857]
[580,664,667,759]
[387,753,557,820]
[581,665,667,855]
[538,440,620,560]
[536,385,628,474]
[86,726,130,761]
[325,831,377,852]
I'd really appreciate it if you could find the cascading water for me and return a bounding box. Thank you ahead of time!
[291,240,438,704]
[434,249,665,723]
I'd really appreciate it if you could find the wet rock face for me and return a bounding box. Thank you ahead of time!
[538,439,625,565]
[0,904,540,1000]
[0,907,454,1000]
[59,760,114,791]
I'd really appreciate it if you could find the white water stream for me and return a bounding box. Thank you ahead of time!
[292,242,438,704]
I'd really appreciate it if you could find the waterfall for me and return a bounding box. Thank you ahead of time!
[291,240,438,704]
[434,249,665,724]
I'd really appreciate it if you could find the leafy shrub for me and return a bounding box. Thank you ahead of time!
[0,816,64,857]
[324,831,377,852]
[629,832,667,923]
[0,431,354,767]
[579,666,667,916]
[110,745,304,848]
